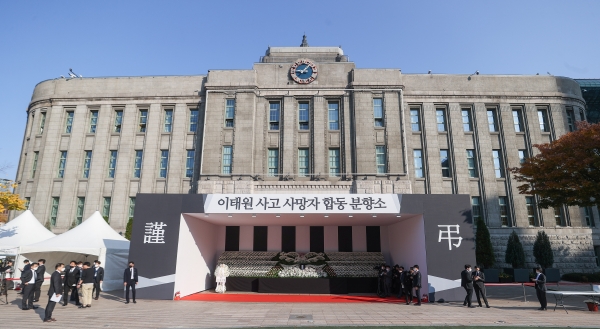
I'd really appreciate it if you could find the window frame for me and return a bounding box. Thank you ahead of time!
[461,108,473,132]
[268,148,279,176]
[163,108,173,133]
[525,196,538,227]
[492,149,504,178]
[440,149,451,178]
[436,108,447,132]
[65,111,74,134]
[138,109,148,133]
[566,108,575,132]
[89,110,99,134]
[410,108,421,132]
[471,197,482,223]
[222,146,232,175]
[298,148,309,177]
[102,197,111,222]
[538,108,550,133]
[128,197,136,218]
[185,150,195,178]
[189,108,199,132]
[328,101,340,130]
[57,151,67,178]
[108,150,118,178]
[298,102,309,130]
[76,197,85,225]
[82,150,92,179]
[31,151,39,178]
[512,109,524,132]
[376,145,386,174]
[554,206,565,226]
[499,197,510,227]
[39,112,47,134]
[518,149,528,164]
[114,109,123,133]
[269,102,280,131]
[225,99,235,128]
[413,149,424,178]
[328,148,340,177]
[466,149,478,178]
[50,197,59,226]
[487,108,498,132]
[373,98,384,127]
[133,150,143,178]
[159,150,169,178]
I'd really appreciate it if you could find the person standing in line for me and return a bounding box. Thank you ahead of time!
[461,264,475,308]
[396,266,406,300]
[20,262,39,310]
[33,259,46,302]
[123,261,138,304]
[383,265,392,297]
[412,265,422,306]
[404,267,414,305]
[77,262,95,308]
[532,266,547,311]
[64,260,81,306]
[43,263,64,323]
[17,259,30,295]
[472,265,490,308]
[92,260,104,300]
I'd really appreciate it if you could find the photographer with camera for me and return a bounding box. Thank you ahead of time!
[0,260,14,304]
[375,264,386,297]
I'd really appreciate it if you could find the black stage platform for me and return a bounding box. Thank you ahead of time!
[226,277,378,294]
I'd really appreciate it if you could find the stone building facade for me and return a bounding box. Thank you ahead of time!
[12,38,599,273]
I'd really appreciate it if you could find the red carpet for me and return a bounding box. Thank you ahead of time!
[181,293,419,303]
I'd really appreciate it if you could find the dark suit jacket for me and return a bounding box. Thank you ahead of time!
[20,269,35,285]
[35,264,46,283]
[48,271,62,297]
[472,271,485,289]
[534,272,547,291]
[413,271,422,288]
[383,270,392,284]
[123,267,138,283]
[404,273,413,288]
[23,264,31,272]
[65,266,80,286]
[94,266,104,282]
[461,270,474,289]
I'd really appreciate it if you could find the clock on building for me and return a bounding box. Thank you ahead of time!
[290,59,318,84]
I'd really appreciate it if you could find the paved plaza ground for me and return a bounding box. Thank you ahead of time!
[1,284,598,328]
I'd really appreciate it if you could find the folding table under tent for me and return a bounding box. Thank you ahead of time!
[0,210,56,279]
[20,211,130,291]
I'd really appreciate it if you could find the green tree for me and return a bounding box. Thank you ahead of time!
[475,218,495,268]
[533,231,554,269]
[505,231,526,268]
[103,215,109,223]
[125,217,133,240]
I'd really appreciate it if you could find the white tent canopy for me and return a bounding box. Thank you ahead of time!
[0,210,55,256]
[20,211,130,291]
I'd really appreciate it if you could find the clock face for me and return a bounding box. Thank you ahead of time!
[290,59,318,84]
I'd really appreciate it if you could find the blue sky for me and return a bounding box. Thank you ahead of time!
[1,0,599,180]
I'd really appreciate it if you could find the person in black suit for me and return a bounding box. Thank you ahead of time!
[63,260,81,306]
[404,267,414,304]
[17,259,31,295]
[532,266,547,310]
[44,263,64,322]
[123,261,138,304]
[382,265,392,297]
[396,266,406,299]
[92,260,104,300]
[461,264,475,308]
[20,262,39,310]
[412,265,422,306]
[33,259,46,302]
[472,265,490,308]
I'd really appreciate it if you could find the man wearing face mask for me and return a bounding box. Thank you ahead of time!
[123,261,138,304]
[92,260,104,300]
[20,262,39,310]
[43,263,64,322]
[64,261,81,306]
[461,264,476,308]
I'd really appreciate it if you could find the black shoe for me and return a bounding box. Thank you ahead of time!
[22,308,29,311]
[486,305,490,308]
[33,300,39,302]
[537,307,544,310]
[94,297,99,300]
[468,305,476,308]
[133,300,136,304]
[125,301,129,304]
[86,304,91,307]
[415,303,421,306]
[31,306,39,309]
[478,305,482,307]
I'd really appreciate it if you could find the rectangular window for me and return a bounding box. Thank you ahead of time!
[185,150,195,178]
[472,197,481,223]
[298,149,309,177]
[128,197,136,218]
[114,110,123,133]
[526,196,537,226]
[159,150,169,178]
[538,109,550,132]
[39,112,46,134]
[512,109,524,132]
[133,150,143,178]
[414,149,424,178]
[410,108,421,132]
[89,110,98,133]
[376,146,386,174]
[163,109,173,133]
[222,146,232,174]
[57,151,67,178]
[584,207,594,227]
[269,102,280,130]
[436,108,447,132]
[298,102,309,130]
[82,151,92,179]
[138,109,148,133]
[328,149,340,176]
[440,149,451,178]
[50,197,59,226]
[65,111,74,133]
[499,197,510,226]
[554,206,564,226]
[492,150,504,178]
[24,197,30,209]
[566,109,575,132]
[225,100,235,128]
[102,197,111,221]
[76,197,85,225]
[189,108,199,132]
[107,150,117,178]
[487,109,498,132]
[31,151,39,178]
[328,102,339,130]
[518,149,528,164]
[373,98,384,127]
[268,149,279,176]
[461,109,472,132]
[467,149,478,178]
